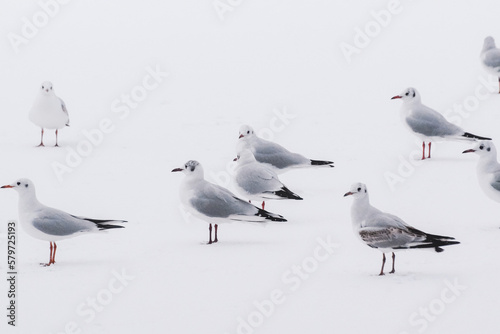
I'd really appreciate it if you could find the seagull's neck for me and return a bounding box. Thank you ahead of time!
[238,156,256,168]
[400,100,422,117]
[245,136,258,145]
[477,152,500,173]
[33,93,57,107]
[183,174,205,187]
[351,195,372,228]
[17,190,42,214]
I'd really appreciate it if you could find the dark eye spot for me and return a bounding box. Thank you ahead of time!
[247,131,250,134]
[480,145,484,150]
[16,182,20,186]
[25,184,28,188]
[487,147,491,151]
[190,166,195,172]
[42,86,44,89]
[50,87,52,90]
[405,92,409,96]
[357,187,361,192]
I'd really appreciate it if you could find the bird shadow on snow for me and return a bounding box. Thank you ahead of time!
[21,258,129,272]
[196,240,276,247]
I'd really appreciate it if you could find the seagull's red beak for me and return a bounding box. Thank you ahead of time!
[462,149,476,154]
[391,95,402,100]
[343,191,353,197]
[171,168,184,172]
[233,157,238,161]
[239,134,244,139]
[1,185,13,188]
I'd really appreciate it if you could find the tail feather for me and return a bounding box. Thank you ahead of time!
[97,224,125,230]
[256,209,287,222]
[310,159,334,167]
[272,186,303,200]
[407,226,456,241]
[408,240,460,252]
[72,215,126,230]
[462,132,492,140]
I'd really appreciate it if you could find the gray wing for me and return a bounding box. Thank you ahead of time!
[406,106,462,137]
[482,49,500,70]
[236,164,282,195]
[190,182,258,218]
[360,209,431,249]
[32,208,96,236]
[359,226,423,249]
[489,170,500,192]
[253,138,310,169]
[59,97,70,125]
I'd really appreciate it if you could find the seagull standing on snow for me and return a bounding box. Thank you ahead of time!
[1,179,126,266]
[480,36,500,94]
[344,183,459,275]
[234,149,302,210]
[29,81,70,147]
[463,141,500,204]
[237,125,334,174]
[391,87,491,160]
[172,160,287,244]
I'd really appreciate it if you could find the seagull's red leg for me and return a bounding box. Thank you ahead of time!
[37,129,45,147]
[379,253,386,276]
[42,242,53,266]
[55,130,59,147]
[208,224,213,244]
[51,242,57,265]
[389,252,395,274]
[214,224,218,243]
[428,142,431,159]
[498,77,500,94]
[421,141,426,160]
[262,201,265,210]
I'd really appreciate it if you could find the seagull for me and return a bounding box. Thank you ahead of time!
[480,36,500,94]
[237,125,334,174]
[391,87,491,160]
[29,81,70,147]
[463,141,500,203]
[1,179,126,266]
[172,160,287,244]
[234,149,303,209]
[344,183,459,275]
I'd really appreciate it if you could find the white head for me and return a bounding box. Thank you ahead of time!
[1,178,36,196]
[39,81,55,96]
[171,160,204,179]
[344,182,369,199]
[235,149,257,165]
[391,87,421,103]
[482,36,496,52]
[463,141,497,159]
[238,125,255,139]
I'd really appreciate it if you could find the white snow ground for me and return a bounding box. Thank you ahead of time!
[1,1,500,333]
